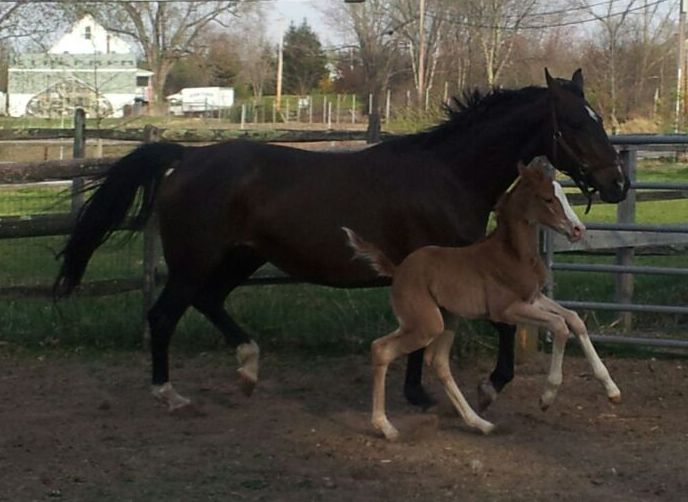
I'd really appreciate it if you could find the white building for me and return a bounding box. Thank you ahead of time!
[7,15,152,118]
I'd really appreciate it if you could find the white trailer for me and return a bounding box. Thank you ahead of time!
[166,87,234,116]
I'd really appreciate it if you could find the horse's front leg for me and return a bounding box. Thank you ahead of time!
[477,322,516,411]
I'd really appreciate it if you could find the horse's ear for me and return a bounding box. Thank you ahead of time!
[545,68,557,90]
[571,68,584,92]
[545,68,560,94]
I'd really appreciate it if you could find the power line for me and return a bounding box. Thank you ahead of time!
[427,0,669,31]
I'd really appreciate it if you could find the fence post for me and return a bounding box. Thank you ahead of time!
[385,89,391,124]
[142,124,161,343]
[71,108,86,215]
[615,148,637,332]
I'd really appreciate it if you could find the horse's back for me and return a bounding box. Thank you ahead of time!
[155,139,490,286]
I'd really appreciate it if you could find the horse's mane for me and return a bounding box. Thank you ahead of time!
[387,79,579,149]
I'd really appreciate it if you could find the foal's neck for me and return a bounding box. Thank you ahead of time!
[494,210,541,264]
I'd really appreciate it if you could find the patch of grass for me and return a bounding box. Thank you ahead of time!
[1,147,686,353]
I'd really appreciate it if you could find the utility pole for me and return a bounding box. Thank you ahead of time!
[276,22,285,113]
[417,0,426,106]
[675,0,687,132]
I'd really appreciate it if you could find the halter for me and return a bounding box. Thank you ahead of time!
[550,101,596,213]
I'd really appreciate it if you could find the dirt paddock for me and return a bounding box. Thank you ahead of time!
[1,349,687,501]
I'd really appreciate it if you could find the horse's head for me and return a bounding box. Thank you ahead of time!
[545,68,629,205]
[516,158,585,242]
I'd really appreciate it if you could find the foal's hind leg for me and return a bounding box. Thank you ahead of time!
[192,247,266,396]
[478,322,516,411]
[404,311,457,409]
[426,331,495,434]
[372,327,441,441]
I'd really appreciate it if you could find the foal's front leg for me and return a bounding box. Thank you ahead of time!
[501,301,572,409]
[536,295,621,403]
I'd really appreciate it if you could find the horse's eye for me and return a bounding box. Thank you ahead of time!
[541,197,554,204]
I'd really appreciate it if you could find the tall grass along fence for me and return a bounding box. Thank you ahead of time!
[1,117,686,352]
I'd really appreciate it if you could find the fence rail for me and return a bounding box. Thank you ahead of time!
[1,125,687,349]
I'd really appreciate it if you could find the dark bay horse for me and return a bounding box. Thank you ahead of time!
[345,158,620,441]
[54,68,628,411]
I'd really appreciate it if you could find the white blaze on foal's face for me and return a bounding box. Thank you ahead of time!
[553,181,585,241]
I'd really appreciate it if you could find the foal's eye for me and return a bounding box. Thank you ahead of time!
[541,197,554,204]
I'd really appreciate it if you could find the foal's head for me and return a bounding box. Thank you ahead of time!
[505,159,585,242]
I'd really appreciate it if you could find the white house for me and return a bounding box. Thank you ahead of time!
[7,15,152,118]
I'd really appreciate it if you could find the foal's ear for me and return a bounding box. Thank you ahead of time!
[571,68,584,92]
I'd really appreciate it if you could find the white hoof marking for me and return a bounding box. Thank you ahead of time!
[151,382,191,411]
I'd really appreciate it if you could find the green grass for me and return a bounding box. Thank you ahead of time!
[1,153,686,353]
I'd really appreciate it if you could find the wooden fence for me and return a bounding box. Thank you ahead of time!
[1,124,687,347]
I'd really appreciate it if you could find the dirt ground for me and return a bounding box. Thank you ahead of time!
[1,348,687,502]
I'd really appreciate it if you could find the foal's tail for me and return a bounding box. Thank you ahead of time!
[342,227,396,278]
[54,142,187,297]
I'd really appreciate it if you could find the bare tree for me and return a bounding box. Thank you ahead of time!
[391,0,448,106]
[462,0,541,87]
[624,0,673,118]
[68,2,252,105]
[577,0,638,130]
[325,0,404,139]
[232,10,274,100]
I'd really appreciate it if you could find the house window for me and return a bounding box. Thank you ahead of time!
[136,76,149,87]
[84,26,92,40]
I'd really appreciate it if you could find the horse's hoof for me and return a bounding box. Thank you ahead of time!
[608,393,622,404]
[404,385,437,411]
[170,401,205,417]
[477,379,498,412]
[237,369,257,397]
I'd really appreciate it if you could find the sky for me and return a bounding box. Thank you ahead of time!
[266,0,344,47]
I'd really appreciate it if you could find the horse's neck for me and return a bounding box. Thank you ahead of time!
[444,97,550,205]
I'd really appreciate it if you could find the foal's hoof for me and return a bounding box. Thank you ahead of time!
[608,393,622,404]
[404,385,437,411]
[539,397,551,412]
[237,368,257,397]
[477,379,498,412]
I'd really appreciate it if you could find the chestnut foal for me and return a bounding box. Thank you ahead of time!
[344,158,621,441]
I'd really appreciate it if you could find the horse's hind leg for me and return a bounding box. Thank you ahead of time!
[192,247,266,396]
[478,322,516,411]
[404,349,433,408]
[426,331,495,435]
[149,276,198,411]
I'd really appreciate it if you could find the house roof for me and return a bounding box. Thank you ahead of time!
[49,14,132,55]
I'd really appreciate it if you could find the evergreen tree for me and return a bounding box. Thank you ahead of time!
[282,20,328,95]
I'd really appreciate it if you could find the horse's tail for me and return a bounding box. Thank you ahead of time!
[54,142,187,297]
[342,227,396,278]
